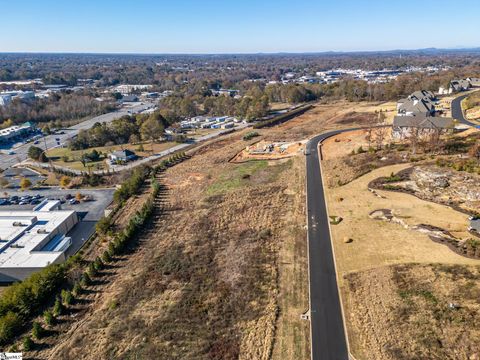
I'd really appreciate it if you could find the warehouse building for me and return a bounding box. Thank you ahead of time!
[0,200,78,282]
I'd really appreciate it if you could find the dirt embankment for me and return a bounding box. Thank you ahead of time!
[370,164,480,215]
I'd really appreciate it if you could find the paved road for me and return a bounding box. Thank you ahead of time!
[304,92,476,359]
[451,92,478,127]
[108,122,250,172]
[0,102,155,170]
[306,129,355,360]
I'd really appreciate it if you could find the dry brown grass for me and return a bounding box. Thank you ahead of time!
[33,129,310,360]
[344,263,480,360]
[25,99,402,359]
[322,131,480,360]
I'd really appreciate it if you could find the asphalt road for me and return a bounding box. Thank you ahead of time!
[304,92,478,359]
[0,102,155,170]
[306,130,350,360]
[451,92,477,127]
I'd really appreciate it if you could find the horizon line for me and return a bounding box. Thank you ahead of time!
[1,46,480,56]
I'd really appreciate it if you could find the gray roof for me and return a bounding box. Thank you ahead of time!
[398,98,435,115]
[111,149,136,157]
[450,79,471,91]
[409,90,436,103]
[393,115,455,129]
[470,219,480,232]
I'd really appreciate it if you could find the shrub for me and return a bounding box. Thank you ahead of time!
[32,321,43,339]
[81,272,92,287]
[72,282,82,297]
[253,105,312,128]
[93,257,104,271]
[96,216,112,235]
[0,264,65,318]
[243,131,259,141]
[0,312,23,345]
[102,250,112,263]
[384,172,402,183]
[87,263,97,277]
[113,166,149,203]
[61,289,73,306]
[23,336,33,351]
[43,310,54,326]
[52,297,64,317]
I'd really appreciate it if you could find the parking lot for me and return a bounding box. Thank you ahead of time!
[0,188,115,221]
[1,167,45,188]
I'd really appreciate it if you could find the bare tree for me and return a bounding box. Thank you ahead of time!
[373,126,388,150]
[408,127,420,155]
[428,128,442,154]
[365,128,373,149]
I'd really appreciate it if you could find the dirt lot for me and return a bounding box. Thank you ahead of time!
[231,140,305,162]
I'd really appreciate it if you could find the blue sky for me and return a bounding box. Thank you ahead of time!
[1,0,479,53]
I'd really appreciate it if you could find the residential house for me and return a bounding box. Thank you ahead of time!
[468,78,480,87]
[392,115,455,139]
[450,79,471,92]
[397,98,435,117]
[109,149,137,163]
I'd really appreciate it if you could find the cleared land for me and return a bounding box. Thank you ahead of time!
[34,129,310,360]
[17,99,407,359]
[322,131,480,360]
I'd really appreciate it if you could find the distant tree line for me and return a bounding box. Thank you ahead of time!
[0,91,115,126]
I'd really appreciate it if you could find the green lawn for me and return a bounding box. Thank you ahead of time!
[45,142,179,171]
[206,160,269,195]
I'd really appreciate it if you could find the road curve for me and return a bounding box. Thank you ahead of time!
[451,92,478,127]
[306,128,362,360]
[305,92,477,359]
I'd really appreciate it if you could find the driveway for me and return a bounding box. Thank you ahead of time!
[451,92,478,127]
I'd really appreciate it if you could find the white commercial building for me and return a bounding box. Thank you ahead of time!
[0,122,35,143]
[0,200,79,282]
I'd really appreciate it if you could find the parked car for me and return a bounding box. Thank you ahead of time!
[65,194,73,200]
[10,196,19,201]
[30,199,41,205]
[0,199,8,206]
[69,199,79,205]
[19,200,30,205]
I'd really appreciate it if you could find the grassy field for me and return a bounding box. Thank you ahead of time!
[46,142,178,171]
[37,129,311,360]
